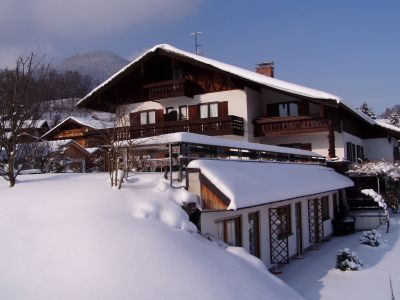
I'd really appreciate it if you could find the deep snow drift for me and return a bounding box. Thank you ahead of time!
[0,173,301,300]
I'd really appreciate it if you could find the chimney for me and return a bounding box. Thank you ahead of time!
[256,61,274,77]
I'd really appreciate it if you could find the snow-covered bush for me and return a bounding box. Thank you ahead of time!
[360,229,382,247]
[336,248,363,271]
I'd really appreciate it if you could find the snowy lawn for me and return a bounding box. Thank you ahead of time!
[0,173,301,300]
[279,215,400,299]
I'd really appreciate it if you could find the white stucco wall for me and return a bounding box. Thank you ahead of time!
[363,137,398,162]
[200,191,336,269]
[259,131,330,157]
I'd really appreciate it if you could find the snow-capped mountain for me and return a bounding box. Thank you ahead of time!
[54,50,129,86]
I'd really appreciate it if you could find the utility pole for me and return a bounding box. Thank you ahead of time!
[190,31,202,55]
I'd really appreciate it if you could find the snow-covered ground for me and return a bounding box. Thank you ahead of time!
[0,173,301,300]
[279,215,400,299]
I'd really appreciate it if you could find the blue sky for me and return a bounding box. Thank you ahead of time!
[1,0,399,113]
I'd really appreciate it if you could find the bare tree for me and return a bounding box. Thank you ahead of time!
[0,53,50,187]
[95,112,150,189]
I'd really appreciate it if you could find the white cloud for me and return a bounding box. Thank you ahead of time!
[0,0,200,38]
[0,0,201,67]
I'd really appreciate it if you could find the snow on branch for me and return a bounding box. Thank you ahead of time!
[361,189,387,209]
[348,161,400,181]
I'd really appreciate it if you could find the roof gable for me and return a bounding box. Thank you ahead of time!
[77,44,341,109]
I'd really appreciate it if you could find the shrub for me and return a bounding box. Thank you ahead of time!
[360,229,381,247]
[336,248,363,271]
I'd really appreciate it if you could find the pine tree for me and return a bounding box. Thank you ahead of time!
[360,102,376,119]
[389,112,400,127]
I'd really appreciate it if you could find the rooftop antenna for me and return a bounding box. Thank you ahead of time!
[190,31,202,55]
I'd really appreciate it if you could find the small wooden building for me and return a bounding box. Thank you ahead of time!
[186,159,353,269]
[42,116,113,148]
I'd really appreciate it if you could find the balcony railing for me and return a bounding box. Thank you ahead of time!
[143,79,194,101]
[254,116,330,137]
[129,115,244,138]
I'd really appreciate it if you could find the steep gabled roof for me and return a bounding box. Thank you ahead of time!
[42,116,114,139]
[77,44,341,108]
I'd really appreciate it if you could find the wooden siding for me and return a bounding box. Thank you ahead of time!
[200,174,229,210]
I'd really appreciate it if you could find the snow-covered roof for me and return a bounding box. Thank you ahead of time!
[375,119,400,134]
[42,116,114,138]
[42,139,89,154]
[77,44,341,108]
[85,147,102,154]
[121,132,324,158]
[188,159,353,210]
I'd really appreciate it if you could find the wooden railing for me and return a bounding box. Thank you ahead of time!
[129,115,244,138]
[254,116,330,137]
[143,79,194,101]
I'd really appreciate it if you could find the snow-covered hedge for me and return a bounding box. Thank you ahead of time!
[348,161,400,181]
[360,229,382,247]
[336,248,363,271]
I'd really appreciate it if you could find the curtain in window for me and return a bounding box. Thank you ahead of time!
[226,219,237,246]
[180,106,188,120]
[289,103,299,116]
[140,112,147,125]
[148,111,156,124]
[200,104,208,119]
[279,103,288,117]
[210,103,218,118]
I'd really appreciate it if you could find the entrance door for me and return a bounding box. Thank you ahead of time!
[295,202,303,256]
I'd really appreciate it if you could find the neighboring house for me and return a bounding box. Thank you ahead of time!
[45,139,92,172]
[76,44,400,162]
[42,116,114,148]
[186,159,354,268]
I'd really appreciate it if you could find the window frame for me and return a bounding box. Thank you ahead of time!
[216,216,242,247]
[321,196,330,220]
[139,110,156,125]
[277,204,292,240]
[278,102,299,117]
[248,211,260,258]
[199,102,219,119]
[179,105,188,120]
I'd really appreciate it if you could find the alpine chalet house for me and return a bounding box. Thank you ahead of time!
[76,44,400,163]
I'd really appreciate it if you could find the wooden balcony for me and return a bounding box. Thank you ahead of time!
[254,116,330,137]
[143,79,194,101]
[129,115,244,138]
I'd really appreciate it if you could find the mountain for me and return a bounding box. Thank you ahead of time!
[54,50,129,87]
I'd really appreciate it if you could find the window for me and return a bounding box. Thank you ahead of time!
[140,110,156,125]
[321,196,329,220]
[216,217,241,246]
[200,103,219,119]
[179,105,188,120]
[248,212,260,258]
[277,205,291,239]
[346,142,363,162]
[166,107,174,114]
[309,102,321,117]
[278,102,299,117]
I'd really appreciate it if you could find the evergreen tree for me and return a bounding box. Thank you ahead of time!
[389,112,400,127]
[360,102,376,119]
